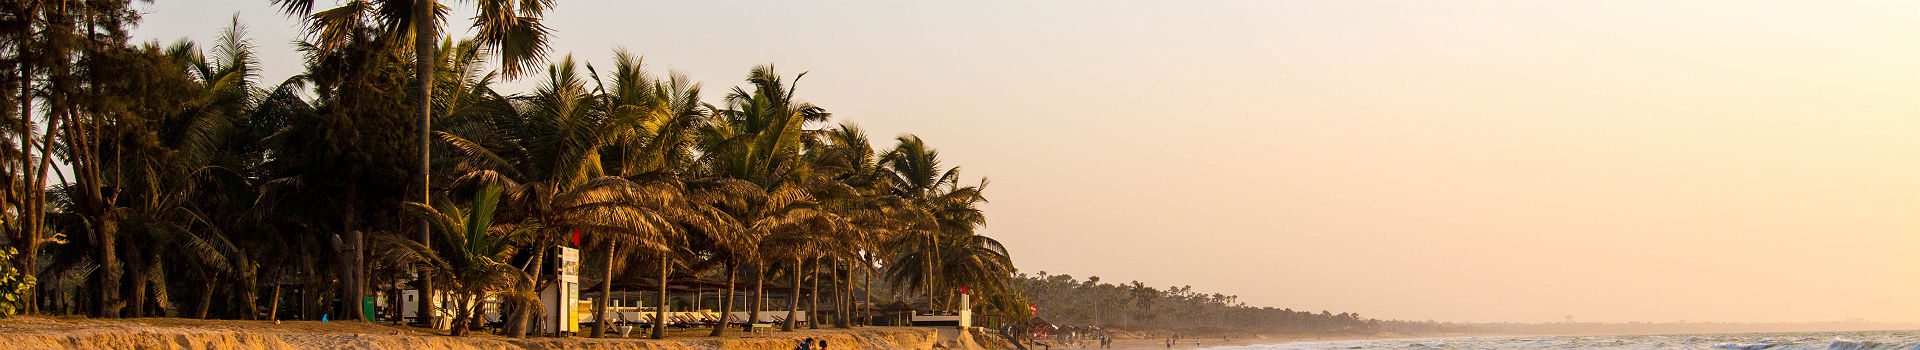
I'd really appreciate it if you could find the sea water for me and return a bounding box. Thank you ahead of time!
[1210,330,1920,350]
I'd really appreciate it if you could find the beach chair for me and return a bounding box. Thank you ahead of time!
[482,313,506,333]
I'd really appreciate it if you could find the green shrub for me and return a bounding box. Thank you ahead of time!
[0,247,33,318]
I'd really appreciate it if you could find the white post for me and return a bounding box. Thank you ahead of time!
[958,294,972,328]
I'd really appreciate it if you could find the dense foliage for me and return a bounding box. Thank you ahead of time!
[0,0,1011,339]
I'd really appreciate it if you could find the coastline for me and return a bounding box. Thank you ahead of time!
[1026,333,1443,350]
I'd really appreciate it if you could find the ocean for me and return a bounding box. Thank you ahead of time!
[1209,330,1920,350]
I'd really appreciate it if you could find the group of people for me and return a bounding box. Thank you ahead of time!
[1063,329,1112,348]
[793,337,830,350]
[1163,336,1200,348]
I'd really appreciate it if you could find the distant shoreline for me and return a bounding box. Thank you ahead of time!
[1068,324,1920,350]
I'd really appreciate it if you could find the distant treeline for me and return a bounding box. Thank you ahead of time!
[1010,272,1469,335]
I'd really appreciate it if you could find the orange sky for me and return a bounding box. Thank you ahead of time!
[138,0,1920,323]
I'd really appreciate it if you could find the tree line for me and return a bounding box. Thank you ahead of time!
[1012,272,1469,336]
[0,0,1018,340]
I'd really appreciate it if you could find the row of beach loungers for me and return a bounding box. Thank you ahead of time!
[585,310,809,328]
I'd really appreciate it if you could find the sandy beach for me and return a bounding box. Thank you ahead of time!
[0,316,1011,350]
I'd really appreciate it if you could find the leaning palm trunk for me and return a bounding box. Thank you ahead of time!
[651,255,669,339]
[862,260,872,326]
[268,279,281,321]
[924,236,936,314]
[807,257,819,329]
[709,263,734,337]
[591,242,616,338]
[196,280,215,318]
[783,258,800,331]
[749,263,764,331]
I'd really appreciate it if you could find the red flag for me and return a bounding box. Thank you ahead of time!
[960,286,969,294]
[571,230,581,247]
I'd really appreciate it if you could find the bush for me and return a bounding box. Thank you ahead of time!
[0,247,33,318]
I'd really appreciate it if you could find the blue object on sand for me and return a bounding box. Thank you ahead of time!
[321,314,329,322]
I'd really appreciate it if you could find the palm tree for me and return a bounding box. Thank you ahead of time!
[695,65,839,332]
[379,182,535,336]
[805,123,899,327]
[437,52,723,338]
[586,52,745,339]
[880,135,989,311]
[936,234,1013,304]
[436,56,629,336]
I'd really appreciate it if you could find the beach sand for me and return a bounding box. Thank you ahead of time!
[1022,333,1424,350]
[0,316,1010,350]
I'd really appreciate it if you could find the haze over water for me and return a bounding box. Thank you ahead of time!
[134,0,1920,325]
[1221,330,1920,350]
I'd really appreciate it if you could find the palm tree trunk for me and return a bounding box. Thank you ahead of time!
[196,279,215,319]
[807,257,819,329]
[650,254,668,339]
[126,244,148,317]
[749,262,763,332]
[449,293,470,336]
[413,0,438,330]
[469,297,487,333]
[863,258,873,326]
[833,259,848,328]
[783,258,798,331]
[241,274,259,320]
[591,241,615,338]
[708,262,733,337]
[388,278,402,324]
[336,231,364,321]
[509,245,546,338]
[93,212,120,318]
[268,282,281,321]
[923,235,935,314]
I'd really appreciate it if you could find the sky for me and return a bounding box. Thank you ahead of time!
[133,1,1920,324]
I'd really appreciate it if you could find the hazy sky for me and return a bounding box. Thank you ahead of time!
[134,1,1920,324]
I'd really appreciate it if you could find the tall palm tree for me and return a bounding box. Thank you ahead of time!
[880,135,988,310]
